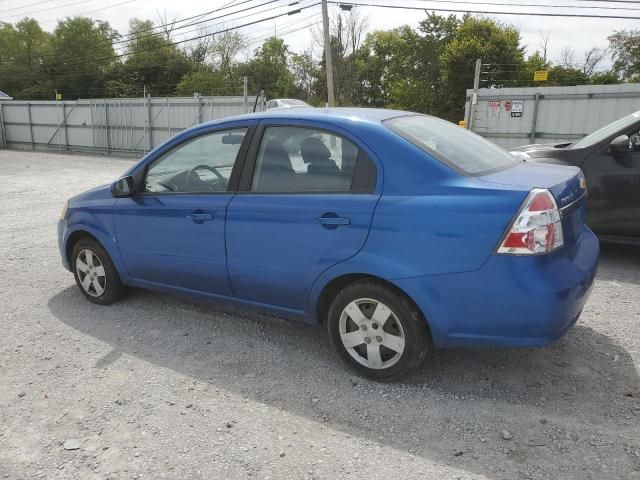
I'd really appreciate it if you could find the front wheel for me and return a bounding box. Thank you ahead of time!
[327,281,432,381]
[72,238,125,305]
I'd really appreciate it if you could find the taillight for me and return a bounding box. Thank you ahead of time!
[497,188,564,255]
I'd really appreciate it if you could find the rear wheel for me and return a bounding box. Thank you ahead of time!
[327,280,432,381]
[72,238,125,305]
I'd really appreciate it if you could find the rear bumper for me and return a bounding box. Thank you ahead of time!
[394,226,599,348]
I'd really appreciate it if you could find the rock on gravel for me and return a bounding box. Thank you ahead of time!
[62,439,81,451]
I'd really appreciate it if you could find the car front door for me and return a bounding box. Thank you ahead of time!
[225,123,381,310]
[582,125,640,237]
[113,123,253,295]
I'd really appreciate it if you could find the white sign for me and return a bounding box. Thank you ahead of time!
[511,100,524,118]
[488,100,500,117]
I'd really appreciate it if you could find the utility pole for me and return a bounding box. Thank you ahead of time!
[467,58,482,131]
[321,0,335,107]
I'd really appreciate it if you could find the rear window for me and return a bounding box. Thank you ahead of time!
[384,115,519,176]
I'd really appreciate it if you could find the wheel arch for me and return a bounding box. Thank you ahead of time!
[314,273,431,336]
[66,230,101,264]
[63,225,129,282]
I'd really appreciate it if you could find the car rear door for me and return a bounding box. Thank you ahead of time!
[113,122,254,295]
[225,122,381,310]
[581,123,640,237]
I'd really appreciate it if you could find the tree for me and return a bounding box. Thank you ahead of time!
[582,47,608,76]
[608,30,640,81]
[0,18,51,99]
[440,15,525,120]
[590,71,619,85]
[314,9,369,105]
[210,30,246,78]
[45,17,117,99]
[290,50,319,102]
[175,69,237,96]
[115,18,193,96]
[238,37,295,99]
[547,65,589,86]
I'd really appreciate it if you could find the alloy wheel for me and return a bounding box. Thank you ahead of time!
[338,298,406,369]
[75,248,106,297]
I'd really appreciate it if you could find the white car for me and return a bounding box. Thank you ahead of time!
[266,98,312,110]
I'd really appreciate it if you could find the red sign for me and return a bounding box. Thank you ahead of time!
[504,100,512,112]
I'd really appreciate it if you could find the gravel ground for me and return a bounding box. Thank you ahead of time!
[0,149,639,480]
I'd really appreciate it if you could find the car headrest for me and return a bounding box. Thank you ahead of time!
[301,137,331,164]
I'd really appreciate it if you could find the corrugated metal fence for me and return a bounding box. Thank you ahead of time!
[464,83,640,149]
[0,94,265,155]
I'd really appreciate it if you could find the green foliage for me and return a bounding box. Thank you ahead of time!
[0,12,627,107]
[608,30,640,82]
[45,17,117,99]
[440,15,525,120]
[547,65,590,86]
[238,37,295,98]
[0,18,51,99]
[290,51,320,102]
[590,71,620,85]
[117,19,193,96]
[175,69,238,96]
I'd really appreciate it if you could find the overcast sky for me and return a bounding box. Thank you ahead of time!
[4,0,639,69]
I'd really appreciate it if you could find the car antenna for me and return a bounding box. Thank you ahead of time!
[253,88,265,113]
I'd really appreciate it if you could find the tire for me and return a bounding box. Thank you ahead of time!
[327,280,432,382]
[71,238,125,305]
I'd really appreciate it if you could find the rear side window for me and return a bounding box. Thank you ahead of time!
[384,115,518,176]
[250,126,375,193]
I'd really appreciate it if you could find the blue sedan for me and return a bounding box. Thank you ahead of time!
[57,108,599,381]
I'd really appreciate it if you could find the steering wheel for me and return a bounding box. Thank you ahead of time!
[185,164,226,190]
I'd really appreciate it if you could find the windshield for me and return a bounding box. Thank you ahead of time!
[384,115,519,176]
[570,111,640,149]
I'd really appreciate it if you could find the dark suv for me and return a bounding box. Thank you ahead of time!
[511,111,640,244]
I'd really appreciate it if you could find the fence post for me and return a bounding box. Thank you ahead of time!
[0,102,5,149]
[27,102,34,149]
[167,97,171,137]
[530,92,540,144]
[243,77,248,113]
[105,101,111,153]
[62,102,69,151]
[146,94,152,153]
[197,94,203,124]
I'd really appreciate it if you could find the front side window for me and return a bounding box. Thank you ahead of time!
[570,111,640,150]
[251,126,362,192]
[629,128,640,152]
[145,128,247,194]
[385,115,519,176]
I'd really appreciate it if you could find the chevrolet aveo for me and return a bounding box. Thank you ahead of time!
[58,108,599,381]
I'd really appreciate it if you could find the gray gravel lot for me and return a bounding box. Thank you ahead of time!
[0,149,639,480]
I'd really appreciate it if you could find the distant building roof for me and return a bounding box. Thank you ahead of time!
[0,90,13,100]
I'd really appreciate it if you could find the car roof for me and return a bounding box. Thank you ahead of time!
[203,108,414,128]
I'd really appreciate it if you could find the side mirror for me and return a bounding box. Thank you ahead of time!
[111,176,135,198]
[610,135,631,156]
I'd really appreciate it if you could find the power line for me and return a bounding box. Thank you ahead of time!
[0,0,64,14]
[1,0,293,65]
[16,3,321,71]
[1,0,103,21]
[415,0,640,12]
[329,1,640,20]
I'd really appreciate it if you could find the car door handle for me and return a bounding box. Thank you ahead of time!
[315,214,351,226]
[186,211,213,223]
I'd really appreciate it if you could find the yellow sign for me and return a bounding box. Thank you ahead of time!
[533,70,548,82]
[55,92,62,100]
[458,120,468,129]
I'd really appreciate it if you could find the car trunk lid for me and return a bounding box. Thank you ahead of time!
[479,162,587,249]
